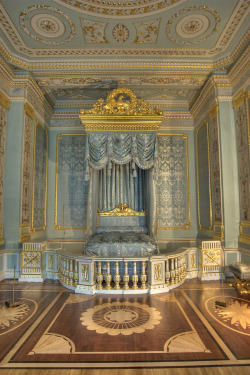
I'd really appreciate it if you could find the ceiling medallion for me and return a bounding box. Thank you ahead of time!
[20,5,76,45]
[80,301,162,335]
[30,13,66,39]
[176,14,210,39]
[166,6,220,45]
[112,24,129,43]
[54,0,184,18]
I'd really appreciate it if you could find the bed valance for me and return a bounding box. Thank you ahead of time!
[85,133,158,175]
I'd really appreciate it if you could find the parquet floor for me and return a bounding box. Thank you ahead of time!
[0,278,249,374]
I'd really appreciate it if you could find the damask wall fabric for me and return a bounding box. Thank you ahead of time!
[0,105,7,226]
[32,123,47,231]
[21,114,33,224]
[209,112,222,224]
[234,99,250,223]
[56,134,89,229]
[157,134,189,228]
[196,122,212,231]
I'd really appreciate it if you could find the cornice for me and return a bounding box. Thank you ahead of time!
[0,57,53,118]
[228,46,250,87]
[191,75,230,120]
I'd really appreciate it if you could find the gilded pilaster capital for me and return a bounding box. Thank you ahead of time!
[209,103,218,119]
[24,102,34,120]
[233,90,245,109]
[0,91,10,110]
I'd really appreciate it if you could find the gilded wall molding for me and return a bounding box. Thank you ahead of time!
[233,90,246,109]
[196,120,213,232]
[31,121,48,233]
[19,224,31,243]
[247,90,250,157]
[24,102,34,120]
[0,224,4,245]
[0,91,10,110]
[209,103,218,120]
[239,222,250,245]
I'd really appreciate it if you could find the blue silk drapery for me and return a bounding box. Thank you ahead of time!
[86,133,158,237]
[98,162,146,212]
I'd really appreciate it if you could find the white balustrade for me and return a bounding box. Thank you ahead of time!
[22,241,221,294]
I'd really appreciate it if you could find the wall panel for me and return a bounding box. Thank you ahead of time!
[157,134,190,229]
[196,121,212,231]
[55,134,89,230]
[32,121,48,232]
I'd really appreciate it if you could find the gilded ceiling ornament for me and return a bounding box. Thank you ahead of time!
[53,0,183,18]
[19,5,76,45]
[134,19,160,44]
[80,18,107,44]
[166,6,220,45]
[112,24,129,43]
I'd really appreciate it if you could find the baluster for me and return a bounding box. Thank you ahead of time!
[69,259,73,285]
[140,261,147,289]
[179,256,182,281]
[132,261,138,290]
[123,261,129,290]
[66,258,70,285]
[170,258,175,285]
[74,260,78,285]
[181,255,185,279]
[62,257,65,282]
[174,257,178,283]
[96,261,103,290]
[105,261,112,290]
[165,259,170,285]
[58,256,61,280]
[114,261,120,290]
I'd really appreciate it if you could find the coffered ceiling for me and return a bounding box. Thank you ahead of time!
[0,0,249,113]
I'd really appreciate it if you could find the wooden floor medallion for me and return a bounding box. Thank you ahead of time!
[0,279,250,369]
[80,301,162,335]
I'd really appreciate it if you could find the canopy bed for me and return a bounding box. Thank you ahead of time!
[79,88,163,261]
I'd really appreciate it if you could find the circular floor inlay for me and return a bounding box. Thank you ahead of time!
[80,301,162,335]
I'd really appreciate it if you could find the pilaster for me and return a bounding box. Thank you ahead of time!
[218,99,240,248]
[3,101,25,249]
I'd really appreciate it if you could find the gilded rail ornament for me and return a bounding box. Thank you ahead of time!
[98,203,146,217]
